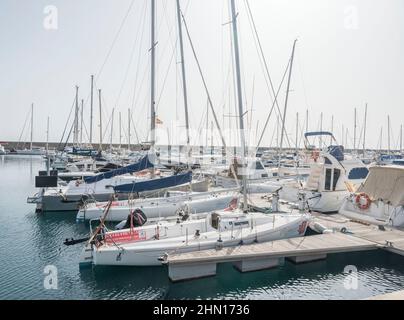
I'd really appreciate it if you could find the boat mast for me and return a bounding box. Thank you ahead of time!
[98,89,102,151]
[46,116,49,155]
[230,0,248,212]
[353,107,357,153]
[30,103,34,150]
[363,103,367,156]
[400,124,403,153]
[330,115,334,145]
[90,75,94,145]
[128,108,131,151]
[119,111,122,149]
[176,0,191,162]
[279,39,297,163]
[74,86,79,146]
[150,0,156,153]
[295,112,298,154]
[305,109,308,133]
[388,115,391,154]
[80,99,84,145]
[110,108,114,151]
[342,124,344,146]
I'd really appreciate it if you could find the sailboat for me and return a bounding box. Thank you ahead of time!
[10,104,46,156]
[76,188,239,222]
[78,0,311,268]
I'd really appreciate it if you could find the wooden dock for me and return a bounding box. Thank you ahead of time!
[162,203,404,282]
[163,232,379,282]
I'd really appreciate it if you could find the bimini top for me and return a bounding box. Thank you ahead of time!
[83,155,153,184]
[359,165,404,207]
[304,131,334,138]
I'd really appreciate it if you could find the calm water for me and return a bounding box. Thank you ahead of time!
[0,156,403,300]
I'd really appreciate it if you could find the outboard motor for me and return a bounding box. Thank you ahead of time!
[115,209,147,230]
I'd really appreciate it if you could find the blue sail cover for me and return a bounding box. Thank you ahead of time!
[83,155,153,184]
[113,171,192,194]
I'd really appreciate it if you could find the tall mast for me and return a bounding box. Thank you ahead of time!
[98,89,102,151]
[353,107,357,153]
[330,115,334,145]
[363,103,367,156]
[388,115,391,154]
[46,116,49,155]
[342,124,344,146]
[230,0,248,212]
[90,75,94,145]
[30,103,34,150]
[400,124,403,153]
[295,112,299,153]
[110,108,114,151]
[74,86,79,146]
[150,0,156,151]
[176,0,191,161]
[279,39,297,160]
[305,109,308,133]
[119,111,122,149]
[80,99,84,145]
[128,108,131,150]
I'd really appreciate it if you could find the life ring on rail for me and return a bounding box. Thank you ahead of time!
[355,192,371,210]
[311,150,320,162]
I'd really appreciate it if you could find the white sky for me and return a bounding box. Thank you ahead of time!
[0,0,403,149]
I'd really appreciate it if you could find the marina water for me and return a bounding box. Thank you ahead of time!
[1,156,403,300]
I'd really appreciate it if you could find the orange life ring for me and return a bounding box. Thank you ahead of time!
[355,192,371,210]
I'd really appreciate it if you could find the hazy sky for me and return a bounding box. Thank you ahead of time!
[1,0,403,149]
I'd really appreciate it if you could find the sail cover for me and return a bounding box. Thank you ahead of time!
[83,155,153,184]
[113,171,192,194]
[359,166,404,207]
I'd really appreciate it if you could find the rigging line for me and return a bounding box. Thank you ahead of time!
[296,43,311,111]
[16,106,31,148]
[114,0,148,109]
[244,0,290,145]
[181,11,227,148]
[130,0,148,113]
[256,58,290,149]
[58,96,76,150]
[96,0,136,83]
[130,113,140,144]
[74,0,137,130]
[155,38,178,112]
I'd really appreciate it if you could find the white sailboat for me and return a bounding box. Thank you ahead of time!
[76,189,239,222]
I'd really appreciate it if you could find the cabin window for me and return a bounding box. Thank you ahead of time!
[332,168,341,191]
[348,167,369,180]
[324,168,332,191]
[255,161,264,170]
[324,157,332,165]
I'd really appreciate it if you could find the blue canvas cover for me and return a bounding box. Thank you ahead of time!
[83,155,153,184]
[113,171,192,194]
